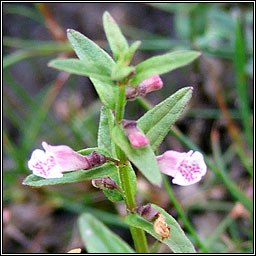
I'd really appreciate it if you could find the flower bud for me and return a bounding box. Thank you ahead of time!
[153,213,170,240]
[138,75,163,95]
[126,75,163,100]
[92,177,120,190]
[86,151,107,168]
[122,120,149,148]
[136,204,159,221]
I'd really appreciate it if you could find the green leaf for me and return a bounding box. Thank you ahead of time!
[125,204,196,253]
[77,147,111,157]
[23,163,117,187]
[66,29,117,109]
[138,87,193,151]
[103,11,129,61]
[97,108,122,202]
[90,78,117,110]
[67,29,114,72]
[131,51,201,85]
[48,58,112,82]
[111,62,135,81]
[111,125,162,186]
[97,106,113,155]
[78,213,135,253]
[123,40,141,65]
[127,162,137,196]
[102,187,123,202]
[97,107,117,156]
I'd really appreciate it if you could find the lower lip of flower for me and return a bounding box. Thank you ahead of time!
[31,155,56,177]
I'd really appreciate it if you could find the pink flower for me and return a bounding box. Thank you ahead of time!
[157,150,207,186]
[139,75,163,94]
[122,120,149,148]
[28,141,106,179]
[126,75,163,100]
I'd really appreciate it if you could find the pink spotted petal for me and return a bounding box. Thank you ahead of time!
[42,141,89,172]
[157,150,186,177]
[28,149,63,179]
[173,151,207,186]
[157,150,207,186]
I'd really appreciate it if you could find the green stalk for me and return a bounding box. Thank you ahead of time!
[115,85,148,253]
[149,240,161,253]
[234,17,253,150]
[115,84,126,123]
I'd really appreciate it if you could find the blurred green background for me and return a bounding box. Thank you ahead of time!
[3,3,253,253]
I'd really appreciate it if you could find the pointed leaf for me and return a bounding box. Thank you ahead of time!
[127,162,137,196]
[125,204,196,253]
[78,213,135,253]
[90,78,117,110]
[23,163,117,187]
[131,51,201,85]
[103,11,129,60]
[138,87,193,151]
[111,63,135,81]
[66,29,117,109]
[97,107,116,155]
[111,125,162,186]
[48,58,112,82]
[124,40,141,64]
[97,107,114,154]
[102,187,123,202]
[67,29,114,72]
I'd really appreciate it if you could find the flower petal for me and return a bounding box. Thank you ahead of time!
[157,150,186,177]
[28,149,63,179]
[42,141,89,172]
[157,150,207,186]
[173,151,207,186]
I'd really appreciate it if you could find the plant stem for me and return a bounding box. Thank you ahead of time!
[118,164,135,210]
[115,85,148,253]
[149,240,161,253]
[115,84,126,123]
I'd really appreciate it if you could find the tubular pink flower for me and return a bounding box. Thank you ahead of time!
[138,75,163,94]
[126,75,163,100]
[122,120,149,148]
[28,141,106,179]
[157,150,207,186]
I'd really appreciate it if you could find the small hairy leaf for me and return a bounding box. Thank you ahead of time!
[78,213,135,253]
[111,125,162,186]
[131,50,201,85]
[48,58,112,82]
[103,11,129,61]
[125,204,196,253]
[67,29,114,72]
[97,107,114,155]
[102,188,123,202]
[111,63,135,81]
[123,40,141,65]
[90,78,117,110]
[97,107,116,156]
[66,29,117,109]
[138,87,193,151]
[23,163,117,187]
